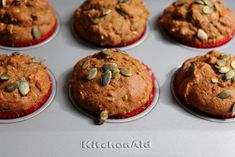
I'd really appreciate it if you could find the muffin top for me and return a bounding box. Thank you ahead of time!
[73,0,149,46]
[70,49,153,118]
[0,52,51,112]
[160,0,235,45]
[175,50,235,116]
[0,0,56,43]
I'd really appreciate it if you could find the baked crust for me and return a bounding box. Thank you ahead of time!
[0,0,57,44]
[73,0,149,47]
[70,49,153,116]
[0,53,51,112]
[159,0,235,47]
[175,50,235,116]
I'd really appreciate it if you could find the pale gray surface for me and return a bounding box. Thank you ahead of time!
[1,0,235,156]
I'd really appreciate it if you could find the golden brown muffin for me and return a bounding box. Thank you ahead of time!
[73,0,149,47]
[174,50,235,118]
[0,0,57,47]
[70,49,154,124]
[0,52,51,118]
[159,0,235,48]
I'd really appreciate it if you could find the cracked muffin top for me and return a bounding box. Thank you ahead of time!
[0,52,51,112]
[70,49,154,123]
[159,0,235,48]
[73,0,149,47]
[175,50,235,117]
[0,0,57,46]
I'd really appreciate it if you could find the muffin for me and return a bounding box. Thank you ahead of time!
[0,0,57,47]
[0,52,52,119]
[174,50,235,119]
[73,0,149,47]
[159,0,235,48]
[69,49,155,124]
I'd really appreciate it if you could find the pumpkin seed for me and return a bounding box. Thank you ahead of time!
[197,29,208,40]
[195,0,204,5]
[102,8,112,16]
[12,52,21,56]
[91,17,104,24]
[120,68,132,77]
[102,48,112,56]
[211,77,218,84]
[0,73,10,81]
[203,6,213,14]
[219,66,230,74]
[5,82,19,92]
[82,60,90,69]
[2,0,6,7]
[122,0,130,3]
[232,104,235,117]
[231,60,235,69]
[219,54,230,60]
[203,0,213,7]
[98,110,109,125]
[225,70,235,80]
[232,75,235,81]
[19,80,30,96]
[101,70,112,86]
[186,63,195,77]
[32,57,44,64]
[216,59,226,67]
[116,49,127,54]
[111,68,120,79]
[215,2,222,11]
[32,27,41,39]
[103,63,117,71]
[86,68,97,80]
[218,90,231,99]
[7,24,13,34]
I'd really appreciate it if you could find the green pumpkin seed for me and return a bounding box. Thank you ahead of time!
[120,68,132,77]
[19,80,30,96]
[231,60,235,69]
[219,54,230,60]
[32,57,44,64]
[215,2,222,11]
[122,0,130,3]
[98,110,109,125]
[0,73,10,81]
[218,90,231,99]
[216,59,226,67]
[91,17,104,24]
[211,77,218,84]
[5,82,19,92]
[219,66,230,74]
[82,60,90,69]
[186,63,195,77]
[197,29,208,40]
[12,52,21,56]
[2,0,6,7]
[102,8,112,16]
[225,70,235,80]
[101,70,112,86]
[103,63,117,71]
[232,75,235,81]
[102,48,112,56]
[203,6,213,14]
[116,49,127,54]
[195,0,204,5]
[203,0,213,7]
[232,104,235,117]
[32,27,41,39]
[111,68,120,79]
[7,24,13,34]
[86,68,97,80]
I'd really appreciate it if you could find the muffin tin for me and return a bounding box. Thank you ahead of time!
[1,0,235,157]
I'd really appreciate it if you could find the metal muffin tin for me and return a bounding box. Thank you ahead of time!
[1,0,235,157]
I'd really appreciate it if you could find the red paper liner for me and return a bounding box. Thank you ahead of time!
[173,73,235,120]
[163,26,235,48]
[74,25,146,48]
[0,21,57,47]
[109,64,156,119]
[0,77,52,119]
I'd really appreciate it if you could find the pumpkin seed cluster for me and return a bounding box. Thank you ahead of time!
[83,49,132,86]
